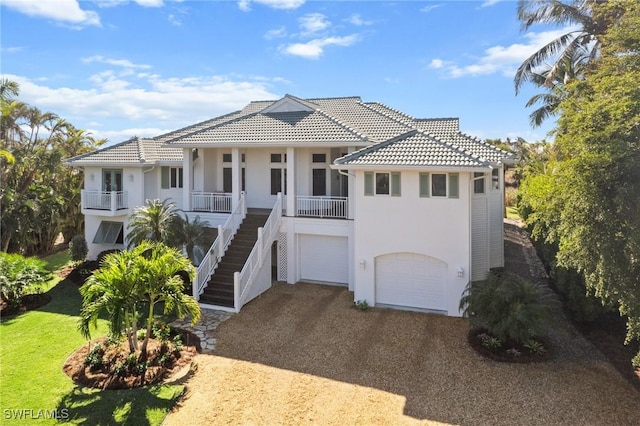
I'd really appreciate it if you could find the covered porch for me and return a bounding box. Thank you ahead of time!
[182,146,355,219]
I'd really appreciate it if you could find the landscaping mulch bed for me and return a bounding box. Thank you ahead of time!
[63,336,198,390]
[61,260,100,286]
[0,293,52,317]
[467,328,553,363]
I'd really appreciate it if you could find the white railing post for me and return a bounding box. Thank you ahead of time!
[233,272,240,313]
[217,225,223,259]
[110,191,116,212]
[257,227,263,268]
[193,273,200,301]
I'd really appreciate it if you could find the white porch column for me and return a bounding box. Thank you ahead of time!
[231,148,240,210]
[286,146,296,216]
[183,148,193,211]
[347,146,356,220]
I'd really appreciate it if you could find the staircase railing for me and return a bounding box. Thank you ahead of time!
[193,192,247,300]
[234,193,282,312]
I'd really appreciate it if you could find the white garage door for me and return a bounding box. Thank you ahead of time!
[299,235,348,284]
[375,253,447,311]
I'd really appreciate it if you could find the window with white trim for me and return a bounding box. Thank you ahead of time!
[474,172,485,194]
[492,168,500,190]
[161,167,183,189]
[364,172,400,196]
[419,172,459,198]
[93,221,124,244]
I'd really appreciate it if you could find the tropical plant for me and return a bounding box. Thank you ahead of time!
[69,235,88,263]
[0,252,50,308]
[459,271,556,343]
[171,214,210,264]
[514,0,609,94]
[78,242,200,362]
[133,242,200,362]
[126,199,180,248]
[78,248,145,353]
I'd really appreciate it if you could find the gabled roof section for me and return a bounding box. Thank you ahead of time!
[65,137,182,166]
[333,130,490,169]
[260,94,318,114]
[164,108,370,146]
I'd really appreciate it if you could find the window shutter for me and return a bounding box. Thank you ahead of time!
[364,172,373,196]
[161,167,169,189]
[419,173,430,197]
[391,172,401,196]
[449,173,459,198]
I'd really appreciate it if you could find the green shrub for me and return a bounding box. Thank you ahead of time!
[97,249,121,265]
[69,235,88,263]
[84,343,105,371]
[0,253,51,308]
[460,271,556,343]
[505,186,518,207]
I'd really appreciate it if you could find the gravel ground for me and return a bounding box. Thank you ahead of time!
[164,223,640,426]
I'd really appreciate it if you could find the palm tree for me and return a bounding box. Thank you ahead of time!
[171,214,210,264]
[126,199,180,247]
[78,248,145,353]
[514,0,608,95]
[524,48,588,126]
[134,242,200,362]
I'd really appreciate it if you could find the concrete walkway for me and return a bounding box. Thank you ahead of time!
[171,309,232,353]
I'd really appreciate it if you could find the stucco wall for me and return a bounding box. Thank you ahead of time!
[352,169,472,316]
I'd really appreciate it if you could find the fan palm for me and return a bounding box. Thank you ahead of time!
[127,199,180,247]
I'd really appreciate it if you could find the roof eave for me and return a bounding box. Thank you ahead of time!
[161,141,372,148]
[330,163,492,172]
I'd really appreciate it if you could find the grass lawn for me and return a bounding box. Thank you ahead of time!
[42,250,71,272]
[0,278,184,425]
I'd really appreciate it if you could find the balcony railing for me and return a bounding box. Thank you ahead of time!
[82,190,128,212]
[192,192,232,213]
[296,196,348,219]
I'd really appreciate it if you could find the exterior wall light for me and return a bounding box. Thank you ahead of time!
[359,258,366,269]
[457,267,464,278]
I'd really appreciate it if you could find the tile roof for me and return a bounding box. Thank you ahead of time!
[65,137,182,165]
[66,95,514,168]
[164,110,370,145]
[334,130,490,169]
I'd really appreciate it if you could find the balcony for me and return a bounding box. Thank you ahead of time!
[295,196,348,219]
[81,190,128,216]
[192,192,232,213]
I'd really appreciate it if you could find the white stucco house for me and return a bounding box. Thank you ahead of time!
[66,95,515,315]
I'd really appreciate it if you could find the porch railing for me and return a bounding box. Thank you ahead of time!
[296,196,348,219]
[81,190,128,212]
[192,192,232,213]
[234,193,283,312]
[193,192,247,300]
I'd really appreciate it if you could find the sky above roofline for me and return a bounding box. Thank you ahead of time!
[1,0,559,146]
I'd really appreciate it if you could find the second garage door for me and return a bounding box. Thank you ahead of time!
[299,235,349,284]
[375,252,447,311]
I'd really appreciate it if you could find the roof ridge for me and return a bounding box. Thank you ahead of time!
[315,109,369,142]
[163,110,263,144]
[154,110,245,141]
[306,95,362,102]
[456,131,514,158]
[335,130,419,164]
[357,101,416,131]
[416,130,489,165]
[416,117,459,122]
[365,101,416,123]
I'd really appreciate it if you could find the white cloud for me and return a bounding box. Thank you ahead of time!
[1,72,280,142]
[133,0,164,6]
[345,14,373,27]
[280,35,359,60]
[238,0,305,12]
[299,13,331,36]
[429,27,578,78]
[95,0,163,7]
[420,4,441,13]
[480,0,501,8]
[82,55,152,70]
[1,46,24,54]
[2,0,101,27]
[264,26,287,40]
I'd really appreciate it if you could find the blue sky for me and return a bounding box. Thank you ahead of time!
[1,0,562,145]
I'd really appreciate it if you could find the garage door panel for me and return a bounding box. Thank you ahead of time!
[375,253,447,311]
[299,235,348,284]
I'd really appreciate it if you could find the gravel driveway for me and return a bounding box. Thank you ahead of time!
[165,224,640,425]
